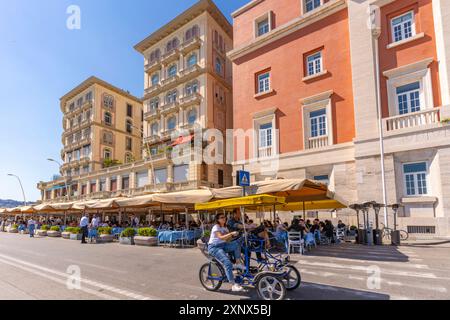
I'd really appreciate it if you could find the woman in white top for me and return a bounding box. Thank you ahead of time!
[208,213,245,292]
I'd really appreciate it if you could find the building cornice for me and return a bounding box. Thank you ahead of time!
[134,0,233,54]
[382,57,434,79]
[231,0,265,18]
[60,76,142,111]
[227,0,347,62]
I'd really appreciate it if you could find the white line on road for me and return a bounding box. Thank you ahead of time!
[0,253,159,300]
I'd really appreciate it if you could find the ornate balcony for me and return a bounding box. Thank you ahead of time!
[384,108,440,133]
[179,93,201,109]
[258,147,273,158]
[161,75,179,87]
[180,36,201,54]
[144,135,161,145]
[161,49,180,65]
[144,108,160,121]
[144,59,161,74]
[307,136,329,150]
[160,101,179,115]
[144,84,161,97]
[179,64,202,79]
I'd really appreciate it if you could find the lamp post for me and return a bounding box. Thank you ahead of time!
[47,158,70,202]
[7,174,27,206]
[131,124,156,188]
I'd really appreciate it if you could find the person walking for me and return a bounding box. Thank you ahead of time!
[27,217,36,238]
[80,214,89,244]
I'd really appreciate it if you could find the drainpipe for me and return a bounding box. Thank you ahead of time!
[371,6,389,227]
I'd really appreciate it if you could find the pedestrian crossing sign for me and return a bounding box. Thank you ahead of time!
[237,170,250,187]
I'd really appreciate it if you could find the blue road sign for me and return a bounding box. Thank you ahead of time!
[237,170,250,187]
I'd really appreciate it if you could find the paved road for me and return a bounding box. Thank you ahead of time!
[0,232,449,300]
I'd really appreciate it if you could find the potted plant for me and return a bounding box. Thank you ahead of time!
[134,228,158,247]
[47,226,61,238]
[119,228,136,245]
[97,227,114,243]
[67,227,82,240]
[8,224,19,233]
[37,225,50,237]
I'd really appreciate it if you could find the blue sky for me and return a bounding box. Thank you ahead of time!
[0,0,248,202]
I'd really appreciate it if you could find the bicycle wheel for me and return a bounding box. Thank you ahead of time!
[400,230,409,241]
[283,265,301,291]
[256,275,286,301]
[382,229,391,240]
[199,263,223,291]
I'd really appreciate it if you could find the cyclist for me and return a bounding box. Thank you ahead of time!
[208,213,245,292]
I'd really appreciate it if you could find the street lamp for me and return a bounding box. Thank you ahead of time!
[47,158,70,202]
[7,173,27,206]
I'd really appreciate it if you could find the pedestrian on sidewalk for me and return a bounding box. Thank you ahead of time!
[28,217,36,238]
[80,214,89,244]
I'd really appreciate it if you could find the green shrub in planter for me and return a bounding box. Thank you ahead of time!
[50,226,61,232]
[121,228,136,238]
[98,227,112,235]
[350,225,358,231]
[138,228,157,237]
[41,225,50,231]
[12,224,19,229]
[66,227,82,234]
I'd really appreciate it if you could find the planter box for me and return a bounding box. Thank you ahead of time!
[47,231,61,238]
[61,232,71,239]
[36,230,47,237]
[8,228,18,234]
[134,236,157,247]
[20,229,30,235]
[70,233,82,241]
[119,237,135,245]
[98,234,114,243]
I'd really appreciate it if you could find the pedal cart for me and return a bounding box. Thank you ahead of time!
[195,195,301,300]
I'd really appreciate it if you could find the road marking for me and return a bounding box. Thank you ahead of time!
[0,253,158,300]
[64,259,128,274]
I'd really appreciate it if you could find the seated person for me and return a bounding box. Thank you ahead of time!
[208,213,245,292]
[337,220,346,229]
[310,219,321,234]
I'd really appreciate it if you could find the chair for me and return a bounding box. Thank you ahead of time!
[287,232,304,255]
[336,228,346,243]
[304,232,316,250]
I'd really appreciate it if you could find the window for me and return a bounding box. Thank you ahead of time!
[307,52,322,76]
[391,11,414,43]
[126,120,133,134]
[166,38,179,52]
[185,25,199,41]
[122,176,130,190]
[310,109,327,137]
[99,179,106,192]
[82,144,91,157]
[104,112,112,126]
[167,116,177,130]
[77,97,83,107]
[174,165,189,183]
[136,171,148,188]
[103,148,112,160]
[154,168,168,184]
[187,54,198,68]
[218,169,224,186]
[215,58,223,75]
[166,90,178,104]
[85,91,92,102]
[127,104,133,117]
[150,122,159,136]
[257,19,270,37]
[305,0,322,13]
[258,123,273,157]
[125,153,133,163]
[150,49,161,63]
[396,82,421,115]
[403,162,428,196]
[103,131,113,145]
[257,72,270,94]
[151,73,159,86]
[110,177,117,192]
[126,137,132,151]
[185,81,198,96]
[314,175,329,185]
[103,94,114,108]
[187,109,197,124]
[149,98,159,111]
[168,64,177,78]
[69,103,75,112]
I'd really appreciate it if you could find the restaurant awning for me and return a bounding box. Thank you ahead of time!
[195,195,286,211]
[115,194,157,208]
[152,189,214,204]
[276,199,347,212]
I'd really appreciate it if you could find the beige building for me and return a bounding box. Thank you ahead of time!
[134,0,233,188]
[38,76,143,201]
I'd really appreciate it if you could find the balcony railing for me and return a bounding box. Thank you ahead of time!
[144,84,161,96]
[180,36,201,54]
[161,75,179,87]
[308,135,329,149]
[179,93,201,108]
[160,101,179,115]
[144,108,160,120]
[144,135,161,145]
[384,108,440,132]
[144,59,161,74]
[161,49,180,65]
[179,64,201,78]
[258,147,273,158]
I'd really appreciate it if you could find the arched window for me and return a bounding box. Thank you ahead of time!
[192,25,199,38]
[149,98,159,111]
[185,29,192,41]
[185,25,199,41]
[167,116,177,130]
[151,73,159,86]
[103,94,114,108]
[215,58,223,75]
[104,112,112,126]
[185,80,199,96]
[187,109,197,124]
[126,120,133,133]
[103,148,112,160]
[150,122,159,135]
[187,54,197,68]
[166,90,178,104]
[172,38,179,49]
[168,64,177,78]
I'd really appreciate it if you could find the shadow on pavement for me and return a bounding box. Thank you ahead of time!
[302,243,409,263]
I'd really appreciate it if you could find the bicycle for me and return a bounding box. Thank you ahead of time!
[380,223,409,241]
